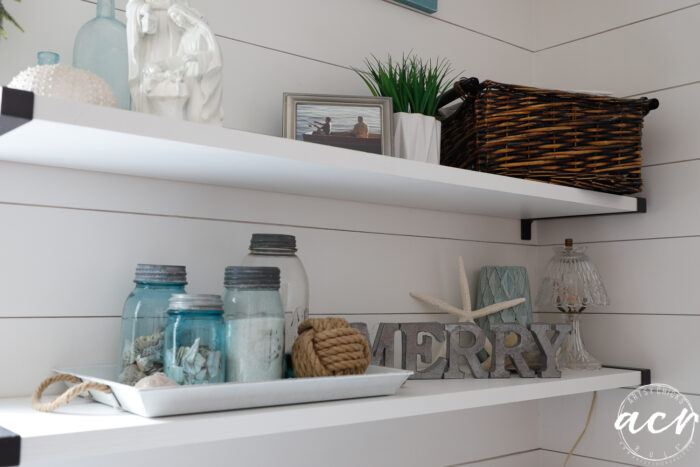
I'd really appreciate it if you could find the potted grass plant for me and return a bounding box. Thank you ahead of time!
[0,0,23,39]
[356,53,456,163]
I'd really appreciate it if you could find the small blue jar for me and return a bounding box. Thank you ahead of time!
[164,294,225,385]
[119,264,187,385]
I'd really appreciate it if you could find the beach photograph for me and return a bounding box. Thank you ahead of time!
[295,104,383,154]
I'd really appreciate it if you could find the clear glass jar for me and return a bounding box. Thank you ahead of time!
[164,294,225,385]
[223,266,285,383]
[118,264,187,385]
[241,234,309,354]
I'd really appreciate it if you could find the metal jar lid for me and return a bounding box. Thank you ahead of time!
[249,234,297,253]
[134,264,187,284]
[168,294,223,311]
[224,266,281,289]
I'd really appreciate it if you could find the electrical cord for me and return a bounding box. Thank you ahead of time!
[564,390,598,466]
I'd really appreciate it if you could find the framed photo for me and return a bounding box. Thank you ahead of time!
[283,93,393,156]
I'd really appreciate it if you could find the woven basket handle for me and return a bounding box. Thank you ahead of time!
[437,77,480,110]
[643,98,660,115]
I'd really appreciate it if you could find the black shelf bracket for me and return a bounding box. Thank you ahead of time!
[0,87,34,137]
[603,365,652,386]
[521,197,646,241]
[0,426,20,467]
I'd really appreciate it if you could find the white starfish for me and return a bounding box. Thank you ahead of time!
[410,257,525,365]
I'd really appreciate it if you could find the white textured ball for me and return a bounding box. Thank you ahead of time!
[8,64,118,108]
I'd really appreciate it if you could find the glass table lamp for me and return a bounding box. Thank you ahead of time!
[536,238,609,370]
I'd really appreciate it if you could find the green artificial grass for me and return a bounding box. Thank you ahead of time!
[355,53,457,117]
[0,0,23,40]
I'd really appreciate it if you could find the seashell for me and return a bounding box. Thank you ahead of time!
[169,365,185,384]
[193,353,206,373]
[8,64,118,107]
[136,355,154,373]
[121,344,135,367]
[207,351,220,378]
[134,332,163,352]
[140,343,162,361]
[182,338,200,365]
[119,363,146,386]
[195,368,207,381]
[135,372,179,389]
[176,346,187,363]
[170,340,221,384]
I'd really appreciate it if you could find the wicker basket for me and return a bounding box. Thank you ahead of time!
[439,78,658,194]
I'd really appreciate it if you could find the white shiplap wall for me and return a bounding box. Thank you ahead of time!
[2,1,693,465]
[532,3,700,466]
[0,1,540,466]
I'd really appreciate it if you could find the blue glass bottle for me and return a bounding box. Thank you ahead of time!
[164,294,226,385]
[119,264,187,385]
[223,266,285,383]
[73,0,130,109]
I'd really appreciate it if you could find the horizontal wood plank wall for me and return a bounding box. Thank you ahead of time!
[452,449,540,467]
[539,390,700,466]
[539,449,634,467]
[531,0,698,51]
[0,0,532,136]
[430,0,533,51]
[533,2,700,465]
[0,196,536,396]
[0,8,542,467]
[0,0,535,382]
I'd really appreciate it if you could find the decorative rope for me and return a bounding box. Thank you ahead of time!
[292,317,370,378]
[32,374,111,412]
[564,390,598,466]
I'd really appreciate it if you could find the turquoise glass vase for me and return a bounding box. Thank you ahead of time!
[73,0,130,109]
[475,266,533,330]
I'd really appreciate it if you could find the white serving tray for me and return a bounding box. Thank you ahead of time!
[54,365,413,418]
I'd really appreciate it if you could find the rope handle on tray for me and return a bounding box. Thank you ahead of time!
[32,374,111,412]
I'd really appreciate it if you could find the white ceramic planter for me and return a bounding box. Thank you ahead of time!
[392,112,441,164]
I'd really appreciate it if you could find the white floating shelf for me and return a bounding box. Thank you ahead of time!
[0,368,642,464]
[0,88,643,237]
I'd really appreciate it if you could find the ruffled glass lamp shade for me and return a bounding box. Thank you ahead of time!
[536,239,609,370]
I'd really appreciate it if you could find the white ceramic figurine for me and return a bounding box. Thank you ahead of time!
[126,0,224,125]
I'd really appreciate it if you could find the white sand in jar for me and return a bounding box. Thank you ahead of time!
[226,316,285,382]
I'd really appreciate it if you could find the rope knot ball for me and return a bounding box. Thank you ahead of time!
[292,317,371,377]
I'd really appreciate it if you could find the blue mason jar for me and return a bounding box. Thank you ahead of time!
[164,294,225,385]
[223,266,285,383]
[119,264,187,385]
